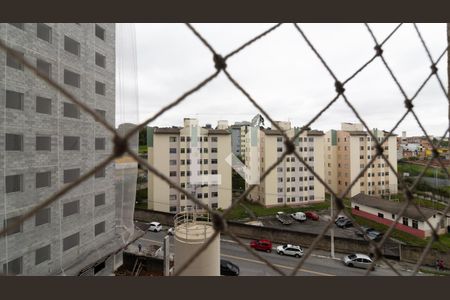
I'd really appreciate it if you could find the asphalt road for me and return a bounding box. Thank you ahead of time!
[134,221,421,276]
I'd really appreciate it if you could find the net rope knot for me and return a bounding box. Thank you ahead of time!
[212,212,227,233]
[404,99,414,110]
[334,81,345,94]
[374,45,383,56]
[430,64,438,74]
[284,140,295,154]
[113,134,128,158]
[375,144,384,156]
[213,54,227,71]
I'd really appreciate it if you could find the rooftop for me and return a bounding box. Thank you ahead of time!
[351,193,443,222]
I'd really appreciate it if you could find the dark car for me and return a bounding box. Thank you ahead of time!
[305,211,319,221]
[356,227,382,240]
[336,218,353,228]
[250,239,273,252]
[220,259,240,276]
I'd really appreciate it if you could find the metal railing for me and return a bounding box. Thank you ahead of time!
[1,23,449,276]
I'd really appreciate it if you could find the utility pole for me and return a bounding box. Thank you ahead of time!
[163,235,170,276]
[330,194,335,259]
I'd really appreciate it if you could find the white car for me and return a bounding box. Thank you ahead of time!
[290,212,307,221]
[276,244,304,257]
[343,253,375,270]
[148,222,162,232]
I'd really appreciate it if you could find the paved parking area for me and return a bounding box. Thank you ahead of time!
[259,214,366,240]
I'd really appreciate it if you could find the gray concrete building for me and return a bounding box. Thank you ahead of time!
[0,23,123,275]
[230,121,250,159]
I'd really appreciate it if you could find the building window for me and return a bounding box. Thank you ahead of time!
[95,81,106,96]
[277,197,283,203]
[412,219,418,229]
[63,102,80,118]
[95,52,106,68]
[64,69,81,88]
[35,207,51,226]
[95,193,106,207]
[211,159,218,164]
[211,170,218,175]
[64,36,80,56]
[277,137,283,142]
[211,148,218,153]
[5,134,23,151]
[170,206,177,212]
[169,171,177,177]
[378,213,384,218]
[95,138,106,150]
[6,51,24,70]
[354,206,360,210]
[180,171,185,177]
[402,217,408,226]
[5,174,23,193]
[277,147,282,152]
[9,23,24,30]
[63,200,80,217]
[169,148,177,154]
[64,136,80,151]
[211,203,218,209]
[35,245,51,265]
[36,96,52,114]
[211,137,218,142]
[169,159,177,166]
[95,221,106,236]
[95,167,106,178]
[95,24,106,40]
[211,192,218,197]
[36,171,51,188]
[2,257,22,276]
[36,136,51,151]
[95,109,106,121]
[36,23,52,43]
[63,168,80,183]
[6,90,24,110]
[181,136,185,142]
[63,232,80,251]
[35,58,53,79]
[4,216,22,235]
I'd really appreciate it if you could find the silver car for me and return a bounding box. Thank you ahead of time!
[343,253,375,270]
[276,244,304,258]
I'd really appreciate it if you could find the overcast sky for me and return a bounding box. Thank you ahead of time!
[117,23,448,137]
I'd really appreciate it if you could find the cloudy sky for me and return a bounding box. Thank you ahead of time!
[117,23,448,137]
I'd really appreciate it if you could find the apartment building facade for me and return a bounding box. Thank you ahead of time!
[325,123,398,198]
[230,121,251,159]
[246,121,326,207]
[147,118,232,213]
[1,23,120,275]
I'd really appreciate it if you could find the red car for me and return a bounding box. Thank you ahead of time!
[305,211,319,221]
[250,239,272,253]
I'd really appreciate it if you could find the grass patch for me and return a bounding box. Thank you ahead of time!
[418,268,450,276]
[352,215,450,251]
[395,193,447,211]
[135,201,148,210]
[139,145,147,154]
[398,161,448,179]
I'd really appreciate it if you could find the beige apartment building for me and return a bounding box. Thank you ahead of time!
[147,118,232,213]
[325,123,398,198]
[246,121,326,207]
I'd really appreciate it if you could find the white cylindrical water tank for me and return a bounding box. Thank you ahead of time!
[173,211,220,276]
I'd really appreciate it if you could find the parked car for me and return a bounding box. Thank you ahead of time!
[305,211,319,221]
[291,212,307,222]
[167,227,174,235]
[343,253,375,270]
[276,212,293,225]
[355,227,382,240]
[335,215,348,223]
[220,259,240,276]
[276,244,304,257]
[250,239,273,253]
[148,222,162,232]
[336,218,353,228]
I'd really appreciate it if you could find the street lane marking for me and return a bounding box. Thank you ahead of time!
[221,254,335,276]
